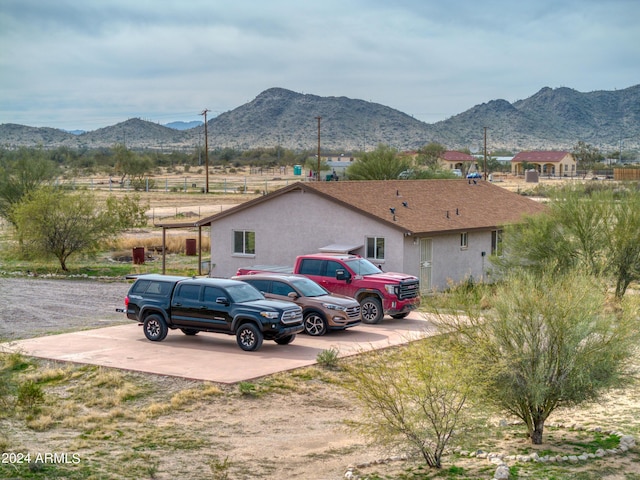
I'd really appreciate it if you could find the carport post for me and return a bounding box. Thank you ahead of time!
[198,226,202,275]
[162,227,166,274]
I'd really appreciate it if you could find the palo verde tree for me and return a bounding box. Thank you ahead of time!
[113,144,153,185]
[433,270,640,445]
[343,340,472,468]
[416,142,446,168]
[493,184,640,298]
[572,141,604,171]
[0,147,58,227]
[13,188,148,271]
[346,144,411,180]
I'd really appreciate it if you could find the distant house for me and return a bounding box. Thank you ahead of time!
[511,151,576,176]
[324,154,356,179]
[192,180,546,292]
[439,151,479,173]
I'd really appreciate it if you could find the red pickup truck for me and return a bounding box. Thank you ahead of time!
[236,253,420,324]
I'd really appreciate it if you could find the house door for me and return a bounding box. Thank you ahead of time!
[419,238,432,293]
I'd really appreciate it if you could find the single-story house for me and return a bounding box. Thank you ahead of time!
[179,180,546,293]
[511,151,576,176]
[439,151,479,173]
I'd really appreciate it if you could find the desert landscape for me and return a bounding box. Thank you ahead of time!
[1,171,639,480]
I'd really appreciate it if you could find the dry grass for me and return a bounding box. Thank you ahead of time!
[113,231,210,255]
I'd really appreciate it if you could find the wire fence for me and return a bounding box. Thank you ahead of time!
[59,175,307,195]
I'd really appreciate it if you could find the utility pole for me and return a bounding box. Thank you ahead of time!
[483,126,488,180]
[201,109,210,193]
[315,116,322,181]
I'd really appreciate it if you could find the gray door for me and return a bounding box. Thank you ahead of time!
[419,238,432,293]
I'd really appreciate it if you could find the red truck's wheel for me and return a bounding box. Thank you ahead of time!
[361,297,383,324]
[143,314,168,341]
[236,323,264,351]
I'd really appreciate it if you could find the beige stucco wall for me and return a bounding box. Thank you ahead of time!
[209,189,408,278]
[402,231,494,291]
[209,189,499,291]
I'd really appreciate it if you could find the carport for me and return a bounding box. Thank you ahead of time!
[154,217,212,276]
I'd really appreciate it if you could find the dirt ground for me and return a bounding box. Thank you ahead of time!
[1,278,639,479]
[0,277,130,342]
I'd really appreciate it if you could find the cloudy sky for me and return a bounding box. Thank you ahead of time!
[1,0,638,131]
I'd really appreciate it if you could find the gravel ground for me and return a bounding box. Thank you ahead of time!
[0,277,132,341]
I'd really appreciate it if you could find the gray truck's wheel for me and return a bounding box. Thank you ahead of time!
[361,297,383,324]
[304,311,327,336]
[144,314,168,341]
[236,323,263,351]
[275,334,296,345]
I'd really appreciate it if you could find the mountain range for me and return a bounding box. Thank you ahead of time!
[1,85,638,153]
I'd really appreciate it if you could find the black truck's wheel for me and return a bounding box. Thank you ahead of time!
[361,297,383,324]
[180,328,199,335]
[236,323,264,351]
[143,314,168,341]
[303,311,327,336]
[274,334,296,345]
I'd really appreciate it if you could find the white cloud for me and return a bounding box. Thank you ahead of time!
[1,0,638,130]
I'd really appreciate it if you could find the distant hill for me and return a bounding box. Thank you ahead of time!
[1,85,638,152]
[165,121,203,130]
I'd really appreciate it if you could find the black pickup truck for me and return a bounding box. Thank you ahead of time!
[122,274,304,351]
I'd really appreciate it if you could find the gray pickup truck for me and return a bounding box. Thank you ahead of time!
[122,274,303,351]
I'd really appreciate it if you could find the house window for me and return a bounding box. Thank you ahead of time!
[233,230,255,255]
[460,232,468,249]
[491,229,503,256]
[366,237,385,260]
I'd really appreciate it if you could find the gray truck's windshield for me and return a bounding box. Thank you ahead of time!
[290,277,329,297]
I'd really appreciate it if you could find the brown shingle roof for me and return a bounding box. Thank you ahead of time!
[196,180,547,235]
[512,151,570,163]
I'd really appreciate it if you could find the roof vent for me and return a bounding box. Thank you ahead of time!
[390,207,396,214]
[402,201,408,208]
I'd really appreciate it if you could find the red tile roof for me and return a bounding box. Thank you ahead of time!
[512,151,571,163]
[197,180,547,235]
[441,151,476,162]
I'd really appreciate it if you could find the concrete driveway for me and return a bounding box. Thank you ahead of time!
[5,313,434,383]
[4,312,436,384]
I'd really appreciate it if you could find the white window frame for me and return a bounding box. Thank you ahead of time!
[233,230,255,256]
[366,236,385,261]
[460,232,468,250]
[491,229,503,256]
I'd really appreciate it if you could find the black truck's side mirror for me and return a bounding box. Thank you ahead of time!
[215,297,230,306]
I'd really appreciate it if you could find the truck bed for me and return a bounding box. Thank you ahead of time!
[236,265,294,274]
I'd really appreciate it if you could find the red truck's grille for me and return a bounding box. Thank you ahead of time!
[398,280,420,299]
